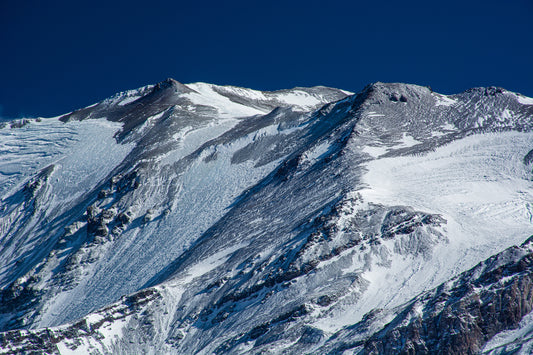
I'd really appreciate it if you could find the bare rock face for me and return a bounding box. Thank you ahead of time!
[315,237,533,355]
[361,241,533,355]
[0,288,161,354]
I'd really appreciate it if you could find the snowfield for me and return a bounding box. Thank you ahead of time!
[0,118,134,287]
[317,131,533,332]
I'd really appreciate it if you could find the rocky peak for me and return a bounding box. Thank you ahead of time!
[152,78,196,94]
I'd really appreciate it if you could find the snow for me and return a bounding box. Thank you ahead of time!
[361,133,533,301]
[128,111,166,138]
[396,132,421,148]
[0,117,134,288]
[274,90,323,110]
[184,83,338,114]
[498,108,514,123]
[0,118,74,198]
[315,131,533,332]
[440,123,457,131]
[3,81,533,354]
[33,113,292,329]
[185,83,346,112]
[300,141,333,164]
[516,94,533,105]
[365,111,385,118]
[0,118,132,201]
[362,145,388,158]
[184,83,266,118]
[361,133,420,157]
[161,136,283,239]
[48,119,135,205]
[55,312,130,354]
[434,94,457,107]
[340,89,354,96]
[117,95,140,106]
[178,243,246,284]
[360,132,533,228]
[483,312,533,353]
[213,86,268,101]
[104,85,153,106]
[2,79,347,333]
[159,118,239,166]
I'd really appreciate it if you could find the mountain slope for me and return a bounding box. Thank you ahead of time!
[1,80,533,354]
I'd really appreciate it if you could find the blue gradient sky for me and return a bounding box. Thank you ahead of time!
[1,0,532,118]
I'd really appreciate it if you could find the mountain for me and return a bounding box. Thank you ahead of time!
[1,79,533,354]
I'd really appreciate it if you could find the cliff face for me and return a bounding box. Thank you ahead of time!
[317,237,533,355]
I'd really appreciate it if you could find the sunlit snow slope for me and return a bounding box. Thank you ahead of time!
[1,80,533,354]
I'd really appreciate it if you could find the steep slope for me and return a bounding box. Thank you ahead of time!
[0,79,349,332]
[1,80,533,354]
[317,236,533,354]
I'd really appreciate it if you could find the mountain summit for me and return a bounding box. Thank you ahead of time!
[1,80,533,354]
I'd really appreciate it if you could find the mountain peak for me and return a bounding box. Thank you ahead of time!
[152,78,195,94]
[365,81,432,95]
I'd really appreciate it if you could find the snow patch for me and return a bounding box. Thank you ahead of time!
[158,118,238,166]
[300,141,333,164]
[396,132,421,148]
[362,145,388,158]
[117,96,140,106]
[360,131,533,279]
[434,94,457,107]
[215,86,268,101]
[185,83,266,118]
[483,311,533,352]
[365,111,385,118]
[274,90,323,110]
[516,94,533,106]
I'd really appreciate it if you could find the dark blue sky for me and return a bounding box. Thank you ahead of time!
[1,0,532,118]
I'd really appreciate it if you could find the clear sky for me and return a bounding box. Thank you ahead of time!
[1,0,532,119]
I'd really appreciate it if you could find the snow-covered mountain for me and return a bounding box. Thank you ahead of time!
[1,79,533,354]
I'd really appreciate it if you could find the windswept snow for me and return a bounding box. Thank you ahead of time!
[159,118,239,166]
[434,94,457,107]
[360,132,533,229]
[483,312,533,353]
[0,117,133,208]
[396,132,421,148]
[0,118,134,209]
[0,118,75,198]
[104,85,154,106]
[207,85,268,102]
[117,96,140,106]
[47,119,135,204]
[184,83,265,118]
[315,131,533,333]
[516,94,533,106]
[362,145,389,158]
[347,132,533,324]
[365,111,385,119]
[273,90,324,110]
